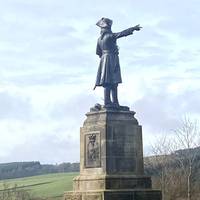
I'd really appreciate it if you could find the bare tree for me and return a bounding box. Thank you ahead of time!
[173,117,200,200]
[145,136,175,200]
[146,117,200,200]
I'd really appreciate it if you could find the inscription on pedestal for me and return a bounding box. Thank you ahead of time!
[85,132,101,168]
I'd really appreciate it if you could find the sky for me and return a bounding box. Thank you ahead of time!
[0,0,200,164]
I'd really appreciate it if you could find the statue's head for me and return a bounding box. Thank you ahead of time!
[96,17,113,29]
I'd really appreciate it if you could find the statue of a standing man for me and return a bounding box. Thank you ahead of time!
[94,18,142,108]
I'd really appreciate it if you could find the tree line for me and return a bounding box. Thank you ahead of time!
[0,162,79,180]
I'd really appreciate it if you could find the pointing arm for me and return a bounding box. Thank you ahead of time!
[113,24,142,39]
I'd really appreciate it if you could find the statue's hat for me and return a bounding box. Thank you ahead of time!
[96,17,113,28]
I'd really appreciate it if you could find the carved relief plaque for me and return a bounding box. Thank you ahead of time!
[85,132,101,168]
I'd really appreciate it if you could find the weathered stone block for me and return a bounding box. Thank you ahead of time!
[80,108,143,175]
[73,175,152,191]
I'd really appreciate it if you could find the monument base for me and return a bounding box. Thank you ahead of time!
[63,106,162,200]
[64,189,161,200]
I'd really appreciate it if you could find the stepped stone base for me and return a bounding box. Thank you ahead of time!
[64,189,162,200]
[73,175,152,191]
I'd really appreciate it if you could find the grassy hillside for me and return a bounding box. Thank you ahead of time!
[0,172,78,199]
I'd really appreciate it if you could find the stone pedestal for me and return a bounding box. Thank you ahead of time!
[64,106,162,200]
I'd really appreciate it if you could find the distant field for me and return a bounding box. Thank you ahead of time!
[0,172,79,199]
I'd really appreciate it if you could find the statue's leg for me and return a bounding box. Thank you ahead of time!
[104,86,111,106]
[111,84,119,107]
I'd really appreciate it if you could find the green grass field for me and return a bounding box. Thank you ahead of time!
[0,172,79,199]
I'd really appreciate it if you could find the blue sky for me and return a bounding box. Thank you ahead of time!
[0,0,200,163]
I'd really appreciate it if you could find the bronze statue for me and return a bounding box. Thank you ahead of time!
[94,18,142,108]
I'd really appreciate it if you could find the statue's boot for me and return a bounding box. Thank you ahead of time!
[111,85,120,107]
[104,87,112,107]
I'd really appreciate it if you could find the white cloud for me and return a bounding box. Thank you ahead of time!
[0,0,199,163]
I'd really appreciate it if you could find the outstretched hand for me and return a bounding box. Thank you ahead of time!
[133,24,142,31]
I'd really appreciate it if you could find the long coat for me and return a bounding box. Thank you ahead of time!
[94,28,134,88]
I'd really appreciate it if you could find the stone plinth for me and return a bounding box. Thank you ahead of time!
[65,190,161,200]
[64,106,162,200]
